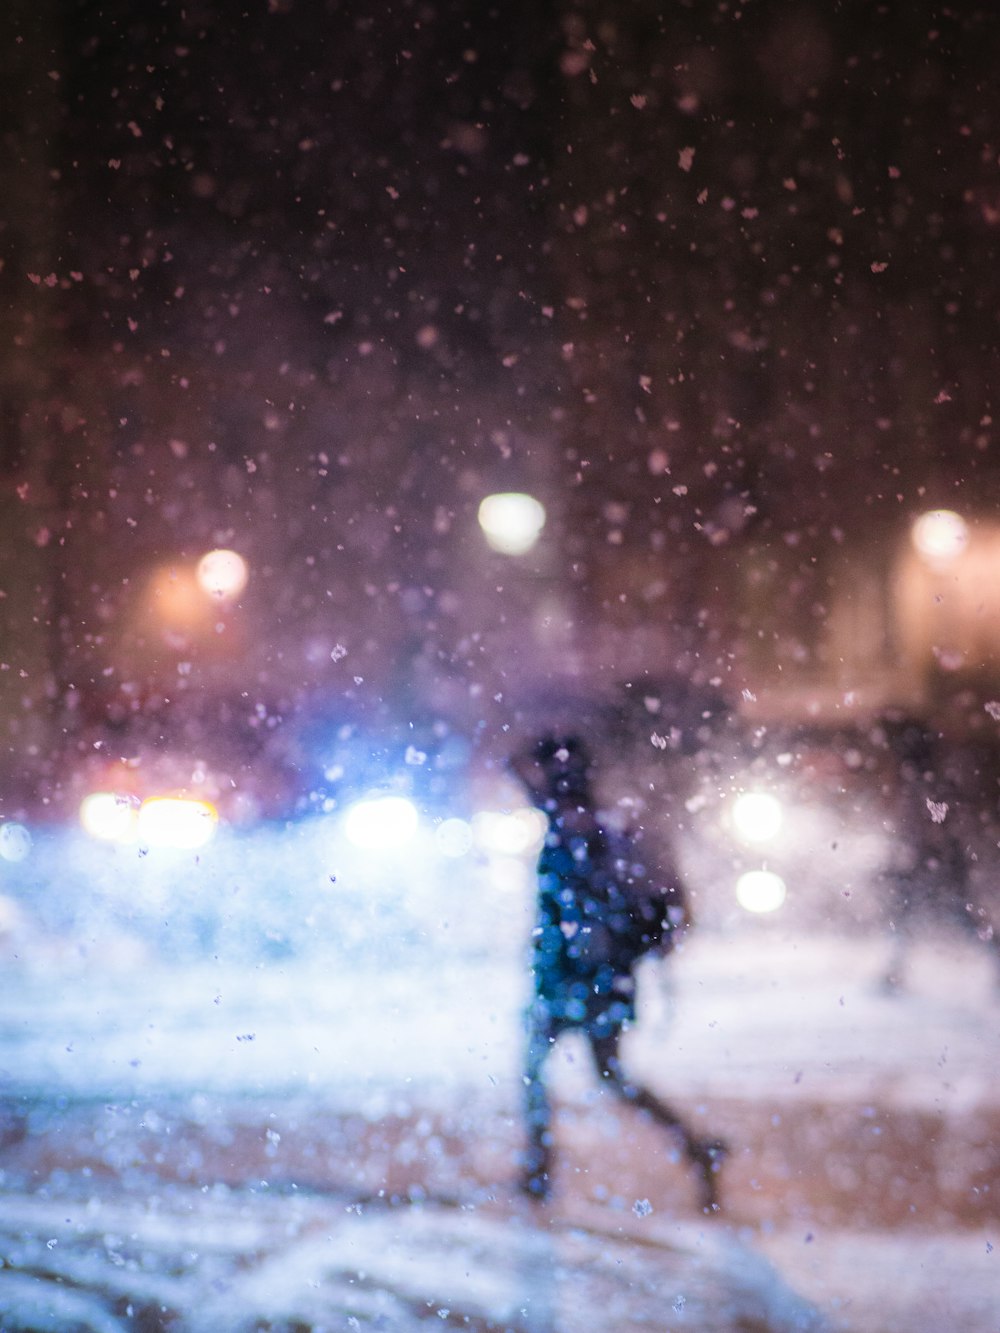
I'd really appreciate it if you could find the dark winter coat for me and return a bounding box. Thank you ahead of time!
[531,820,685,1036]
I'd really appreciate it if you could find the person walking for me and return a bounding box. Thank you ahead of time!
[510,734,726,1210]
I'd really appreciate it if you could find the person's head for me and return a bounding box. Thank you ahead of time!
[511,734,594,805]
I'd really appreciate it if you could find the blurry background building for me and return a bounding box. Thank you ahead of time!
[1,1,999,817]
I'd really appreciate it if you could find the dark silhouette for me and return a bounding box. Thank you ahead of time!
[510,734,726,1211]
[876,713,1000,991]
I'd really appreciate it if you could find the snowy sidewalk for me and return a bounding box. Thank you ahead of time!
[1,928,998,1330]
[0,1182,828,1333]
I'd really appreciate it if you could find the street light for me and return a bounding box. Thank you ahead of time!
[911,509,968,563]
[477,492,546,555]
[196,548,249,599]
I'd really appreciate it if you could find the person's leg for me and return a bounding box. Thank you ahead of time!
[588,1026,727,1211]
[878,873,912,993]
[521,1004,557,1199]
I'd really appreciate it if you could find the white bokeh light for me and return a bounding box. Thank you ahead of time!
[344,795,419,850]
[196,548,249,599]
[911,509,969,563]
[731,792,784,843]
[80,792,139,843]
[435,817,474,858]
[736,869,787,914]
[137,797,219,850]
[477,492,546,555]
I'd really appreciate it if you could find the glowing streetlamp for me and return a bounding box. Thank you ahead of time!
[911,510,968,563]
[477,492,546,555]
[196,548,249,599]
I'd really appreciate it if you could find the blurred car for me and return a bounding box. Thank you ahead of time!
[672,720,894,933]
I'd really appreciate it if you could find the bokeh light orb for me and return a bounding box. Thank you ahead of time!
[0,822,32,863]
[477,492,546,555]
[472,807,547,856]
[80,792,139,843]
[435,817,474,858]
[911,509,969,563]
[196,548,249,599]
[137,797,218,850]
[735,869,787,914]
[731,792,784,843]
[344,795,419,850]
[149,566,204,626]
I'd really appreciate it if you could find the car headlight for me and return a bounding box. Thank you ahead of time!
[80,791,219,849]
[137,797,219,850]
[736,869,787,914]
[731,791,784,843]
[80,791,139,843]
[343,795,419,849]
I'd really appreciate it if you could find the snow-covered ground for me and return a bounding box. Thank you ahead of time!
[0,1180,833,1333]
[0,817,998,1330]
